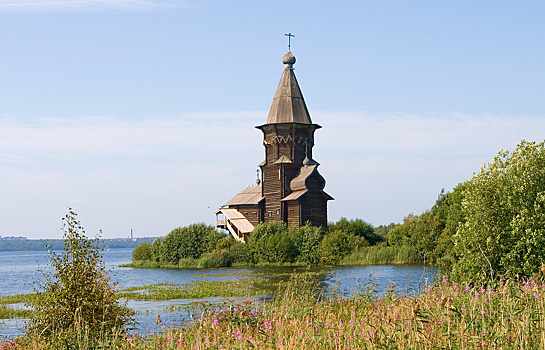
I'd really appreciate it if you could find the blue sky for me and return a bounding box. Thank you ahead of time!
[1,0,545,238]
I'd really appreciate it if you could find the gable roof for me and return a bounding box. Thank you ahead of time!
[223,184,264,206]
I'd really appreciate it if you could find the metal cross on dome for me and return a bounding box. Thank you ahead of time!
[285,32,295,51]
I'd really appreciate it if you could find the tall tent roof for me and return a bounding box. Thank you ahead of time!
[264,51,313,125]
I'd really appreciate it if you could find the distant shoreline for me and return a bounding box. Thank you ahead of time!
[0,237,158,252]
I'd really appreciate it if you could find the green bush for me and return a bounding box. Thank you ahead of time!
[290,224,324,265]
[248,222,297,263]
[328,217,383,245]
[26,210,132,345]
[318,230,351,265]
[155,223,223,263]
[453,140,545,282]
[199,250,234,268]
[151,237,163,262]
[229,242,253,263]
[132,242,153,261]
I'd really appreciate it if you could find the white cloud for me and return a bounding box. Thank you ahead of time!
[1,112,544,238]
[0,0,184,11]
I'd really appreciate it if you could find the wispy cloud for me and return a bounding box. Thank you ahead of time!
[0,0,184,12]
[1,112,544,238]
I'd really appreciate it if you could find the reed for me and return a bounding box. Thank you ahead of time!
[341,245,421,265]
[5,274,545,349]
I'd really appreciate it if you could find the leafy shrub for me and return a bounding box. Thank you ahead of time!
[132,242,153,261]
[151,237,163,262]
[453,140,545,282]
[26,210,132,345]
[199,250,233,268]
[152,223,223,263]
[328,217,383,245]
[248,222,297,263]
[229,242,253,263]
[318,230,351,264]
[290,224,324,264]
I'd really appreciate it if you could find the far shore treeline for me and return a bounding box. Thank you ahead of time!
[0,237,156,252]
[131,140,545,284]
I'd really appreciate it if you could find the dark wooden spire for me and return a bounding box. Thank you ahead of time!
[265,52,313,125]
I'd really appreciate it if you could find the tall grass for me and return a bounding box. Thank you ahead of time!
[5,274,545,349]
[341,245,421,265]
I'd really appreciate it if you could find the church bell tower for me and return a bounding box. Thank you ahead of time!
[216,50,333,241]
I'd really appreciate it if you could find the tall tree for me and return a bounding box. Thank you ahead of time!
[453,140,545,282]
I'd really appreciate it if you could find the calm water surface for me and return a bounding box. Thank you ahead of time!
[0,248,438,338]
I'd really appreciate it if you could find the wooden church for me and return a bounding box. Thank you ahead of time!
[216,50,333,241]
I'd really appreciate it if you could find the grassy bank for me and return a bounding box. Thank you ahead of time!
[124,245,424,269]
[4,273,545,349]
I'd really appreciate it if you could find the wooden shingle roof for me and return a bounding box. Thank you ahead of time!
[223,184,264,206]
[264,51,313,125]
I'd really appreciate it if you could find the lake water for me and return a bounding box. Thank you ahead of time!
[0,248,438,338]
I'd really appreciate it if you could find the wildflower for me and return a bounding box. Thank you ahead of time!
[465,286,471,291]
[307,322,310,327]
[425,288,431,293]
[462,303,466,308]
[523,280,527,285]
[453,285,458,290]
[213,319,218,325]
[500,279,503,283]
[277,339,283,346]
[475,292,480,297]
[1,345,6,350]
[158,345,163,349]
[443,278,447,283]
[168,337,172,341]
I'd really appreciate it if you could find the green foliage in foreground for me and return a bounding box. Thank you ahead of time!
[25,209,132,346]
[7,273,545,349]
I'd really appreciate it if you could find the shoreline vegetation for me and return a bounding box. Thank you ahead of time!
[122,245,422,269]
[4,273,545,348]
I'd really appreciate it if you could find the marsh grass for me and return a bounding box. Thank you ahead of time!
[0,305,31,319]
[120,278,273,301]
[341,245,421,265]
[6,274,545,348]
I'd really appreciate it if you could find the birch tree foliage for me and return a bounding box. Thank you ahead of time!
[453,140,545,282]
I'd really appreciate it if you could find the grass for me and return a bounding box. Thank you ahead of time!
[341,245,421,265]
[5,273,545,349]
[120,278,274,301]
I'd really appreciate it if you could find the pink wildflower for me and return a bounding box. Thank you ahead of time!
[465,286,471,291]
[443,278,447,283]
[213,319,218,325]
